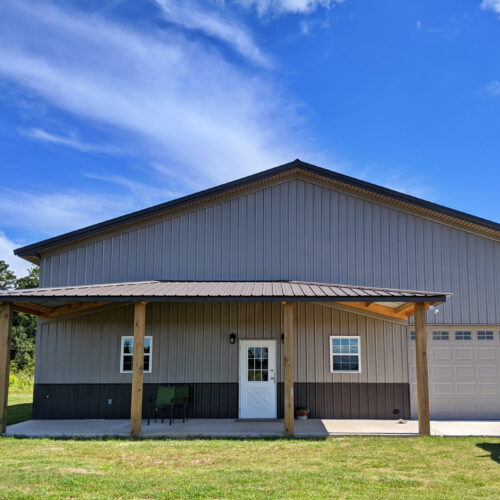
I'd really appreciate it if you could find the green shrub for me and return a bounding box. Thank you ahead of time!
[9,373,18,387]
[8,365,34,393]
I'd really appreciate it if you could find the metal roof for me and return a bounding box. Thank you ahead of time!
[0,280,450,304]
[14,159,500,262]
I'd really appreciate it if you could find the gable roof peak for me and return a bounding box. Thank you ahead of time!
[14,159,500,262]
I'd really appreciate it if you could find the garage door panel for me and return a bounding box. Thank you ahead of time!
[409,331,500,419]
[433,349,451,361]
[478,383,498,395]
[456,383,475,395]
[455,366,474,378]
[477,349,496,361]
[433,365,452,378]
[477,366,497,378]
[454,349,474,360]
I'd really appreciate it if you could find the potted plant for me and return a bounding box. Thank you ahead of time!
[295,407,310,420]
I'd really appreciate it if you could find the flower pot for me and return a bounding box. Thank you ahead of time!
[296,411,309,420]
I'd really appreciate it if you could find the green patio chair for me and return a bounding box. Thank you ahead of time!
[148,386,175,425]
[173,385,190,423]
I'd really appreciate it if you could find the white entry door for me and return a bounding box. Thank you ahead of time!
[239,340,277,419]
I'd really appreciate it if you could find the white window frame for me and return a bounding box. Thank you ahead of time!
[477,330,494,341]
[329,335,361,374]
[120,336,153,374]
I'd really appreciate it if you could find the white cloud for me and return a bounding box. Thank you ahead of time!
[480,0,500,16]
[416,20,422,29]
[0,0,310,188]
[0,232,31,277]
[22,128,125,156]
[154,0,270,66]
[237,0,340,16]
[0,188,140,238]
[487,80,500,95]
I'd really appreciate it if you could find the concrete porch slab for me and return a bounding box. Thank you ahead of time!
[5,419,500,438]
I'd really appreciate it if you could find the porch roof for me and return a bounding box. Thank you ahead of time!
[0,280,450,320]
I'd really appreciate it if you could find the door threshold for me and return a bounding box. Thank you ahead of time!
[235,418,282,422]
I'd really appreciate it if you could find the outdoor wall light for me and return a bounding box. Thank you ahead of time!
[229,333,237,344]
[281,333,285,344]
[429,305,440,315]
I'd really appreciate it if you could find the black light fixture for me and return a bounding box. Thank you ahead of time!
[229,333,237,344]
[281,333,285,344]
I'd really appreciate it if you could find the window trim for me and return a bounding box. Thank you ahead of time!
[329,335,361,374]
[477,330,494,341]
[455,331,472,341]
[120,336,153,374]
[432,330,449,341]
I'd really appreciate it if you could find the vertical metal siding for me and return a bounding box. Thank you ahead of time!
[39,178,500,325]
[35,303,407,385]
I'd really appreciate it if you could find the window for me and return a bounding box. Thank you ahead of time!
[432,331,449,341]
[455,331,471,341]
[410,331,415,341]
[120,336,152,373]
[247,346,269,381]
[330,336,360,373]
[478,331,494,341]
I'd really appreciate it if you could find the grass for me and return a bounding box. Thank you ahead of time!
[6,392,32,427]
[7,374,33,426]
[0,436,498,499]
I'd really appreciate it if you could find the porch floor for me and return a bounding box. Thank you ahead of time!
[6,418,500,438]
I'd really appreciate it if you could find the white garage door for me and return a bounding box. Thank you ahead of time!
[409,329,500,419]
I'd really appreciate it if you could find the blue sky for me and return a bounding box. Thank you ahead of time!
[1,0,500,275]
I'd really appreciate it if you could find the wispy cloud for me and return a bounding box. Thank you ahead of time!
[154,0,270,66]
[0,0,310,188]
[487,80,500,95]
[22,128,125,155]
[237,0,341,17]
[0,231,31,277]
[480,0,500,16]
[83,172,184,203]
[0,188,140,238]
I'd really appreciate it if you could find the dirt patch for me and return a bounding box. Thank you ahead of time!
[58,467,105,475]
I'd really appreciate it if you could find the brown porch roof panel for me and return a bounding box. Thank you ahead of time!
[0,280,451,304]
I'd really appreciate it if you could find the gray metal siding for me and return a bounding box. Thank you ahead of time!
[39,177,500,325]
[35,302,408,385]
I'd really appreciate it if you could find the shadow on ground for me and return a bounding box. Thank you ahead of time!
[477,443,500,464]
[7,403,32,427]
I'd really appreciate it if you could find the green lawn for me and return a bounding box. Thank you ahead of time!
[0,436,498,499]
[6,391,32,426]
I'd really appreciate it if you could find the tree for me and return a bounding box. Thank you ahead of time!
[15,266,39,290]
[0,260,40,373]
[0,260,16,290]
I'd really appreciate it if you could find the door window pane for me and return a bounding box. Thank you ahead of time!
[247,346,270,382]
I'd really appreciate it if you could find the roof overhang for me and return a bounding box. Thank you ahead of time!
[0,280,451,321]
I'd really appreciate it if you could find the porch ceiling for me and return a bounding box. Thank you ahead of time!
[0,280,450,320]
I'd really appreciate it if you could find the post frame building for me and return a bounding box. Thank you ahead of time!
[1,160,499,437]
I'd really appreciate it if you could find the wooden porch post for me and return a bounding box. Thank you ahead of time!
[283,302,294,437]
[0,304,13,435]
[130,302,146,437]
[414,302,430,436]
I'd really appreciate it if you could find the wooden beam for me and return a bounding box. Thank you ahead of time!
[414,302,430,436]
[130,302,146,437]
[283,302,294,437]
[45,302,109,319]
[394,303,415,315]
[12,304,49,317]
[14,302,53,316]
[0,304,13,434]
[336,301,409,320]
